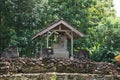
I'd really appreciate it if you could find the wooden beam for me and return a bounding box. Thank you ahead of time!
[46,31,56,48]
[65,31,72,38]
[46,32,49,48]
[52,30,72,39]
[40,37,43,53]
[51,30,70,32]
[59,25,61,30]
[71,31,74,59]
[32,21,62,39]
[32,19,84,40]
[48,31,55,37]
[61,20,84,37]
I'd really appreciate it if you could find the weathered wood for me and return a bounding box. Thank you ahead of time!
[61,20,84,37]
[32,19,84,39]
[71,31,73,59]
[32,18,84,59]
[59,25,61,30]
[46,32,49,48]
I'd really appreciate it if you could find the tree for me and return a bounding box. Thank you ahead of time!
[81,16,120,62]
[1,0,119,60]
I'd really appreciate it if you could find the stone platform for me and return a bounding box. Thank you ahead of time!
[0,58,119,75]
[53,49,69,59]
[0,73,120,80]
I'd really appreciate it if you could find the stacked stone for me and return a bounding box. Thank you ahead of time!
[93,62,118,75]
[0,58,119,75]
[0,58,11,74]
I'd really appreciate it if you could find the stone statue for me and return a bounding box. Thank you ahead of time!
[75,50,90,60]
[51,34,69,59]
[1,45,19,58]
[58,35,67,50]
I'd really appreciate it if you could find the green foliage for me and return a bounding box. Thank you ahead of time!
[0,0,37,56]
[50,73,57,80]
[80,17,120,62]
[1,0,120,63]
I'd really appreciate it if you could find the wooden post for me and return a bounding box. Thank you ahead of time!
[40,36,43,53]
[64,75,68,80]
[71,31,74,59]
[59,25,61,30]
[46,31,55,48]
[46,32,49,48]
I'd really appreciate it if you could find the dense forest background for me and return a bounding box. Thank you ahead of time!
[0,0,120,62]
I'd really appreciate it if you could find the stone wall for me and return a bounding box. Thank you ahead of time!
[0,58,119,75]
[0,73,120,80]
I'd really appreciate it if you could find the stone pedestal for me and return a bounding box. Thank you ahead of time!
[1,45,19,59]
[52,44,69,59]
[53,49,69,59]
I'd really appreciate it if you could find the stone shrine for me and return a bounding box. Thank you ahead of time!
[52,34,69,58]
[32,18,84,59]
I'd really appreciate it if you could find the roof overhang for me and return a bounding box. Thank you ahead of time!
[32,18,84,40]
